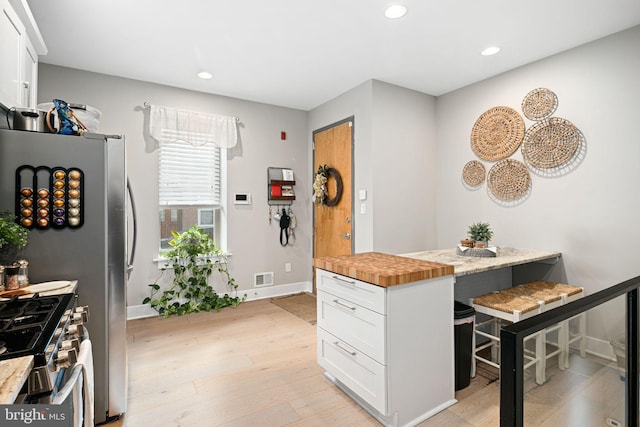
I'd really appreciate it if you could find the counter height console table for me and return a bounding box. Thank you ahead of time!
[401,247,561,305]
[313,252,456,427]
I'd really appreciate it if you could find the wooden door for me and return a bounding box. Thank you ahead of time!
[313,118,353,261]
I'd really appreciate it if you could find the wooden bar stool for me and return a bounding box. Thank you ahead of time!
[519,281,586,368]
[469,291,545,385]
[500,286,565,381]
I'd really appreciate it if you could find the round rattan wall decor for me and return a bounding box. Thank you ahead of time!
[521,88,558,120]
[487,159,531,201]
[471,106,525,161]
[521,117,580,169]
[462,160,486,186]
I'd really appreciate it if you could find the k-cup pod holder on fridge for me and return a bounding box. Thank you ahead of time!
[15,165,84,229]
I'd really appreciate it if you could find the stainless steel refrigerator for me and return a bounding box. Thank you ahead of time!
[0,128,128,424]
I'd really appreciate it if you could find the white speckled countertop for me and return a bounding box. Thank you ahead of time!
[0,356,33,403]
[400,247,561,276]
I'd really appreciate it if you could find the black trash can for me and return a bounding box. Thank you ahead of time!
[454,300,475,391]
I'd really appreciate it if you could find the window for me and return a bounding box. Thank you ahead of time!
[150,103,237,254]
[197,208,215,241]
[158,138,226,250]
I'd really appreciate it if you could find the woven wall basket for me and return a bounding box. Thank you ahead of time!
[521,117,580,169]
[521,88,558,121]
[462,160,486,186]
[471,106,525,161]
[487,158,531,201]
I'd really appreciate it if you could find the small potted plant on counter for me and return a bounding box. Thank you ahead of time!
[467,222,494,248]
[0,210,29,266]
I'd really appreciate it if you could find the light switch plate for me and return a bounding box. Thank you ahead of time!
[359,189,367,200]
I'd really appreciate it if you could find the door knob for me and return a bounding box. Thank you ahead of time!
[341,232,351,239]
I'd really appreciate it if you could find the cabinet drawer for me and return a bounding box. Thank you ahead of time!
[317,328,387,414]
[317,290,386,363]
[316,269,386,314]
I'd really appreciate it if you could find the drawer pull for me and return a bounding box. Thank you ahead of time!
[332,275,356,286]
[334,341,357,356]
[333,299,356,311]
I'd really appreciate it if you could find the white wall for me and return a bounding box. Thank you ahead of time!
[308,80,438,254]
[371,80,438,254]
[38,65,313,311]
[308,81,374,253]
[37,24,640,351]
[435,25,640,351]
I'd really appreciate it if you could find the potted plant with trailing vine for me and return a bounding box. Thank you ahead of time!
[144,225,245,317]
[0,210,29,265]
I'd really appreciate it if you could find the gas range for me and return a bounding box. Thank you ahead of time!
[0,293,89,399]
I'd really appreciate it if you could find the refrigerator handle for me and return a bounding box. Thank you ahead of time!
[127,178,137,279]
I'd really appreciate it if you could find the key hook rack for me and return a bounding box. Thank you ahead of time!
[267,167,295,206]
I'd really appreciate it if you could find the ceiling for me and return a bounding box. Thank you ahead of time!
[28,0,640,111]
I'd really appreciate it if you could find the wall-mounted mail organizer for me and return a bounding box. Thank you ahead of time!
[267,167,295,206]
[15,165,85,229]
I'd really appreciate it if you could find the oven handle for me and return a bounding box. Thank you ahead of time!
[51,364,83,405]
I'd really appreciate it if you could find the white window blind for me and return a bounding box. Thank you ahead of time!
[159,132,221,206]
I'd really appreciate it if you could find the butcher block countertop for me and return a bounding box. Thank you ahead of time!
[400,247,561,276]
[313,251,454,287]
[0,356,33,404]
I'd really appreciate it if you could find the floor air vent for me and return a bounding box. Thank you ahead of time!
[254,272,274,287]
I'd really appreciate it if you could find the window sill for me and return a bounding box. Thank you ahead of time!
[153,252,232,270]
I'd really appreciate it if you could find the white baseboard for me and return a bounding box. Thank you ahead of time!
[127,304,159,320]
[243,281,312,301]
[127,281,313,320]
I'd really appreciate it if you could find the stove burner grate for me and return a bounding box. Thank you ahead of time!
[0,293,73,361]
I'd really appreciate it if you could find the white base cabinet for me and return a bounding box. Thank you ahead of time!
[316,268,456,427]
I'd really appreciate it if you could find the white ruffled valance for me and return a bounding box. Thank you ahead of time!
[149,104,238,148]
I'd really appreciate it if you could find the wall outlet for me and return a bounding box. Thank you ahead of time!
[285,263,292,272]
[606,418,622,427]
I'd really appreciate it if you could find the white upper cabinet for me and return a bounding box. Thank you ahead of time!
[22,35,38,107]
[0,0,46,109]
[0,0,23,108]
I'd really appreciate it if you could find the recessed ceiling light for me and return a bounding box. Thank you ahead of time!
[481,46,501,56]
[385,4,407,19]
[197,71,213,79]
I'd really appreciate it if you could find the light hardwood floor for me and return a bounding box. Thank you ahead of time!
[107,299,624,427]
